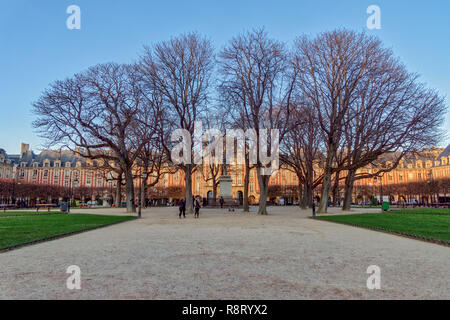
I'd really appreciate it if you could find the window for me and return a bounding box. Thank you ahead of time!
[66,162,71,168]
[43,170,48,177]
[33,170,38,177]
[399,175,403,182]
[55,162,60,168]
[418,173,422,179]
[65,170,70,177]
[250,183,254,193]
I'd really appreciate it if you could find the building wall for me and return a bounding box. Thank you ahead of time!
[2,144,450,203]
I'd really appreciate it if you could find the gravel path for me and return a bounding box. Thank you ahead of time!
[0,206,448,299]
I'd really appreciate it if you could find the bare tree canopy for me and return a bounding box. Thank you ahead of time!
[30,28,447,217]
[139,32,215,214]
[292,29,446,213]
[218,28,296,215]
[32,63,161,213]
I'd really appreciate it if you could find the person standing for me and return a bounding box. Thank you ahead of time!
[219,196,224,209]
[178,199,186,219]
[194,199,201,218]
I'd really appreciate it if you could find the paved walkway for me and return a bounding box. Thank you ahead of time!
[0,207,448,299]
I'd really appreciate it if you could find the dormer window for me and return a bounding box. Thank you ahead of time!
[65,162,71,168]
[33,162,38,168]
[20,162,26,168]
[43,160,50,168]
[55,162,60,168]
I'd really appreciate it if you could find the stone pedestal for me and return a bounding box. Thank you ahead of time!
[219,175,236,206]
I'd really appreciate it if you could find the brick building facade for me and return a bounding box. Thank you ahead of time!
[1,143,449,205]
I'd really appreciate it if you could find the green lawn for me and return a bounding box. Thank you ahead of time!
[0,211,62,217]
[0,214,135,250]
[390,208,450,215]
[316,210,450,242]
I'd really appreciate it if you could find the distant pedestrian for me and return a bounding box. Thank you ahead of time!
[219,196,224,209]
[178,199,186,219]
[194,199,201,218]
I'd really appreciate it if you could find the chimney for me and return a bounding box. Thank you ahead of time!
[20,143,29,155]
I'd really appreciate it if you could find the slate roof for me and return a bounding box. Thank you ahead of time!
[437,144,450,161]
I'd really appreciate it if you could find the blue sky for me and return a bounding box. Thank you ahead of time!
[1,0,449,154]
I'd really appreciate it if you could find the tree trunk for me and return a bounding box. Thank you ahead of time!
[297,179,303,209]
[124,166,136,213]
[302,183,313,209]
[243,161,250,212]
[318,149,335,214]
[318,169,332,213]
[332,171,340,206]
[114,181,121,208]
[257,170,270,215]
[212,179,217,205]
[342,169,356,211]
[185,165,194,214]
[141,175,147,208]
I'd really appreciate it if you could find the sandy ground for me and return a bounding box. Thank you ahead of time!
[0,206,448,300]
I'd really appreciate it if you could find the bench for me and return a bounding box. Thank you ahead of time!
[0,204,17,213]
[36,204,58,212]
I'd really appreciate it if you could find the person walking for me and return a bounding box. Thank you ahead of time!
[219,196,224,209]
[178,199,186,219]
[194,199,201,218]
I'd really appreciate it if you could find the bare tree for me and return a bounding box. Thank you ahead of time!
[293,29,446,213]
[218,28,296,215]
[32,63,155,213]
[139,32,214,214]
[280,102,325,209]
